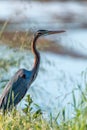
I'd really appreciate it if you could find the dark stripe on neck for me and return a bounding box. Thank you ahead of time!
[31,35,40,71]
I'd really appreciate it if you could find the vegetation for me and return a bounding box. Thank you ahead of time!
[0,89,87,130]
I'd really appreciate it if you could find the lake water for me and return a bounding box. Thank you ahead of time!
[0,1,87,122]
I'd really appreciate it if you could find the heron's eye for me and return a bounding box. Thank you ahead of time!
[38,32,42,35]
[21,74,26,79]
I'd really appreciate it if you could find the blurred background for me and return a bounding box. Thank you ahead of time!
[0,0,87,121]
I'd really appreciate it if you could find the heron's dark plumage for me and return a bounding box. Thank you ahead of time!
[0,69,32,110]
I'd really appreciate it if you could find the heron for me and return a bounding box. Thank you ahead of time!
[0,30,65,111]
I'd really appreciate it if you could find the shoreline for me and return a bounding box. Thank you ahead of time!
[0,31,87,59]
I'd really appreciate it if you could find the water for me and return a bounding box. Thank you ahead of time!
[0,1,87,31]
[54,29,87,55]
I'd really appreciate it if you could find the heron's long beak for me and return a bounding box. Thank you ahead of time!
[47,30,65,35]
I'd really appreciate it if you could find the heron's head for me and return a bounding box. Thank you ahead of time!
[35,30,65,37]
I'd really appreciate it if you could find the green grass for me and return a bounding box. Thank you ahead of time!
[0,95,57,130]
[0,91,87,130]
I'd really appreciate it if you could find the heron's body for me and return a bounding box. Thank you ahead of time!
[0,30,65,111]
[0,69,32,110]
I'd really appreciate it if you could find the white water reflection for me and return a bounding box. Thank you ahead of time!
[53,29,87,55]
[0,1,87,30]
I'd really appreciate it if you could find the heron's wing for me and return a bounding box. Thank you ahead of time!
[0,78,26,109]
[0,68,32,99]
[0,69,31,109]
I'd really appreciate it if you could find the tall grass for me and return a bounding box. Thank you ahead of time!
[0,83,87,130]
[0,95,55,130]
[0,89,87,130]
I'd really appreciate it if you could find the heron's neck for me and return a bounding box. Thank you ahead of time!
[31,36,40,71]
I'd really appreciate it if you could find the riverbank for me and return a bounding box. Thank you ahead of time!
[0,31,66,57]
[1,31,87,60]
